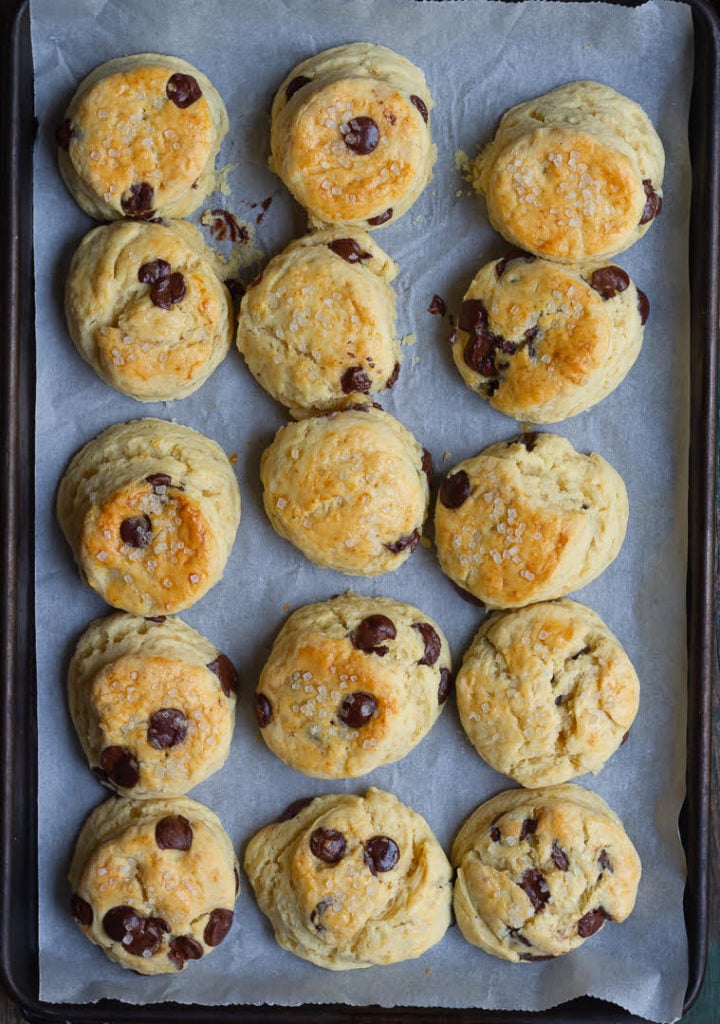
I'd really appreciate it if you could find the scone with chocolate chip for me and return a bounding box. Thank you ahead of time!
[456,600,639,787]
[69,613,238,797]
[237,228,402,417]
[254,592,451,778]
[452,254,648,423]
[270,43,435,229]
[245,787,452,970]
[57,418,241,615]
[473,81,664,261]
[261,406,431,575]
[57,53,228,221]
[69,796,238,974]
[434,433,628,608]
[451,784,641,962]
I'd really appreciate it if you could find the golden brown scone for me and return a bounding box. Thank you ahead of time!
[473,81,664,261]
[244,788,452,970]
[254,592,451,778]
[261,406,431,575]
[434,433,628,608]
[456,600,639,787]
[68,613,238,797]
[66,220,233,401]
[57,418,241,616]
[56,53,228,221]
[237,227,401,418]
[452,254,648,423]
[270,43,435,229]
[451,784,641,961]
[69,796,239,974]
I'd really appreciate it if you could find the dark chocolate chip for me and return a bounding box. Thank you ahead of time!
[464,327,512,378]
[386,362,400,389]
[343,116,379,155]
[577,906,610,938]
[451,581,485,607]
[351,614,396,654]
[520,431,538,452]
[210,208,249,243]
[99,746,139,789]
[255,693,272,728]
[640,180,662,225]
[276,797,313,823]
[554,694,564,706]
[120,514,152,548]
[621,730,630,745]
[519,869,550,912]
[156,815,193,851]
[551,840,569,871]
[519,953,556,962]
[412,622,441,666]
[508,926,532,947]
[234,867,240,894]
[71,895,93,926]
[121,182,155,219]
[151,271,186,309]
[367,208,393,226]
[145,615,167,623]
[490,826,502,842]
[138,260,171,285]
[339,691,377,728]
[341,366,372,394]
[166,73,202,108]
[495,251,535,277]
[204,908,233,946]
[384,529,420,555]
[571,646,591,661]
[56,119,75,150]
[438,668,452,705]
[168,935,204,970]
[310,828,347,864]
[598,849,613,872]
[147,708,188,749]
[428,294,446,316]
[327,238,371,263]
[439,469,470,509]
[589,266,630,300]
[145,473,173,490]
[519,818,538,842]
[363,835,399,875]
[285,75,311,101]
[410,94,429,123]
[637,288,650,325]
[207,653,239,697]
[256,196,273,224]
[421,448,433,487]
[458,299,488,334]
[524,326,538,356]
[103,906,168,956]
[311,897,333,932]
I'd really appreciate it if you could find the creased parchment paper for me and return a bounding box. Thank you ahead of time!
[30,0,693,1019]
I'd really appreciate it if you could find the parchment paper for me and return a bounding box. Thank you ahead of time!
[30,1,693,1020]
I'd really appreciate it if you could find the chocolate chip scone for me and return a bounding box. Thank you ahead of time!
[261,406,431,575]
[452,254,648,423]
[65,220,233,401]
[244,787,452,970]
[57,418,241,615]
[69,796,238,974]
[456,600,639,787]
[237,227,401,417]
[57,53,228,221]
[451,784,641,961]
[434,433,628,608]
[270,43,435,229]
[254,592,451,778]
[69,613,238,797]
[473,81,664,261]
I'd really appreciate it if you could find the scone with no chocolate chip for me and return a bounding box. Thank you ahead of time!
[254,592,451,778]
[261,406,431,575]
[270,43,435,229]
[237,227,401,417]
[69,796,239,974]
[434,432,628,608]
[473,81,664,261]
[69,612,238,797]
[57,53,228,221]
[456,599,639,787]
[451,784,641,961]
[244,787,452,969]
[57,418,241,616]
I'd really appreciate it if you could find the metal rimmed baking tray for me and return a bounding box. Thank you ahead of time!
[2,0,719,1020]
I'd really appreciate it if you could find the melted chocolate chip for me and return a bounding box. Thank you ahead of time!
[310,828,347,863]
[363,836,399,875]
[519,818,538,842]
[412,622,441,666]
[327,238,371,263]
[451,581,485,607]
[168,935,203,969]
[103,906,168,956]
[276,797,313,823]
[421,448,433,487]
[156,815,193,851]
[589,266,630,300]
[384,529,420,554]
[204,908,233,946]
[598,849,613,873]
[351,614,396,655]
[207,653,239,697]
[621,730,630,745]
[551,840,569,871]
[577,906,610,937]
[520,431,538,452]
[343,116,379,154]
[145,472,172,490]
[508,926,532,947]
[571,646,591,661]
[410,94,429,123]
[519,869,550,912]
[555,694,564,706]
[121,182,155,219]
[145,615,167,623]
[465,327,516,377]
[640,180,663,225]
[166,73,202,108]
[386,362,400,388]
[637,288,650,325]
[439,469,470,509]
[255,693,272,728]
[234,868,240,894]
[428,294,446,316]
[519,953,556,962]
[524,326,538,357]
[458,299,488,333]
[438,668,452,705]
[147,708,188,749]
[495,252,535,277]
[367,208,393,226]
[490,826,502,842]
[56,119,75,150]
[285,75,311,101]
[99,746,139,789]
[151,271,186,309]
[311,897,332,932]
[341,366,372,394]
[209,209,249,244]
[138,259,170,286]
[120,514,152,548]
[71,895,93,926]
[339,691,377,728]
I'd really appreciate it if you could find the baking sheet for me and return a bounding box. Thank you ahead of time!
[30,0,693,1020]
